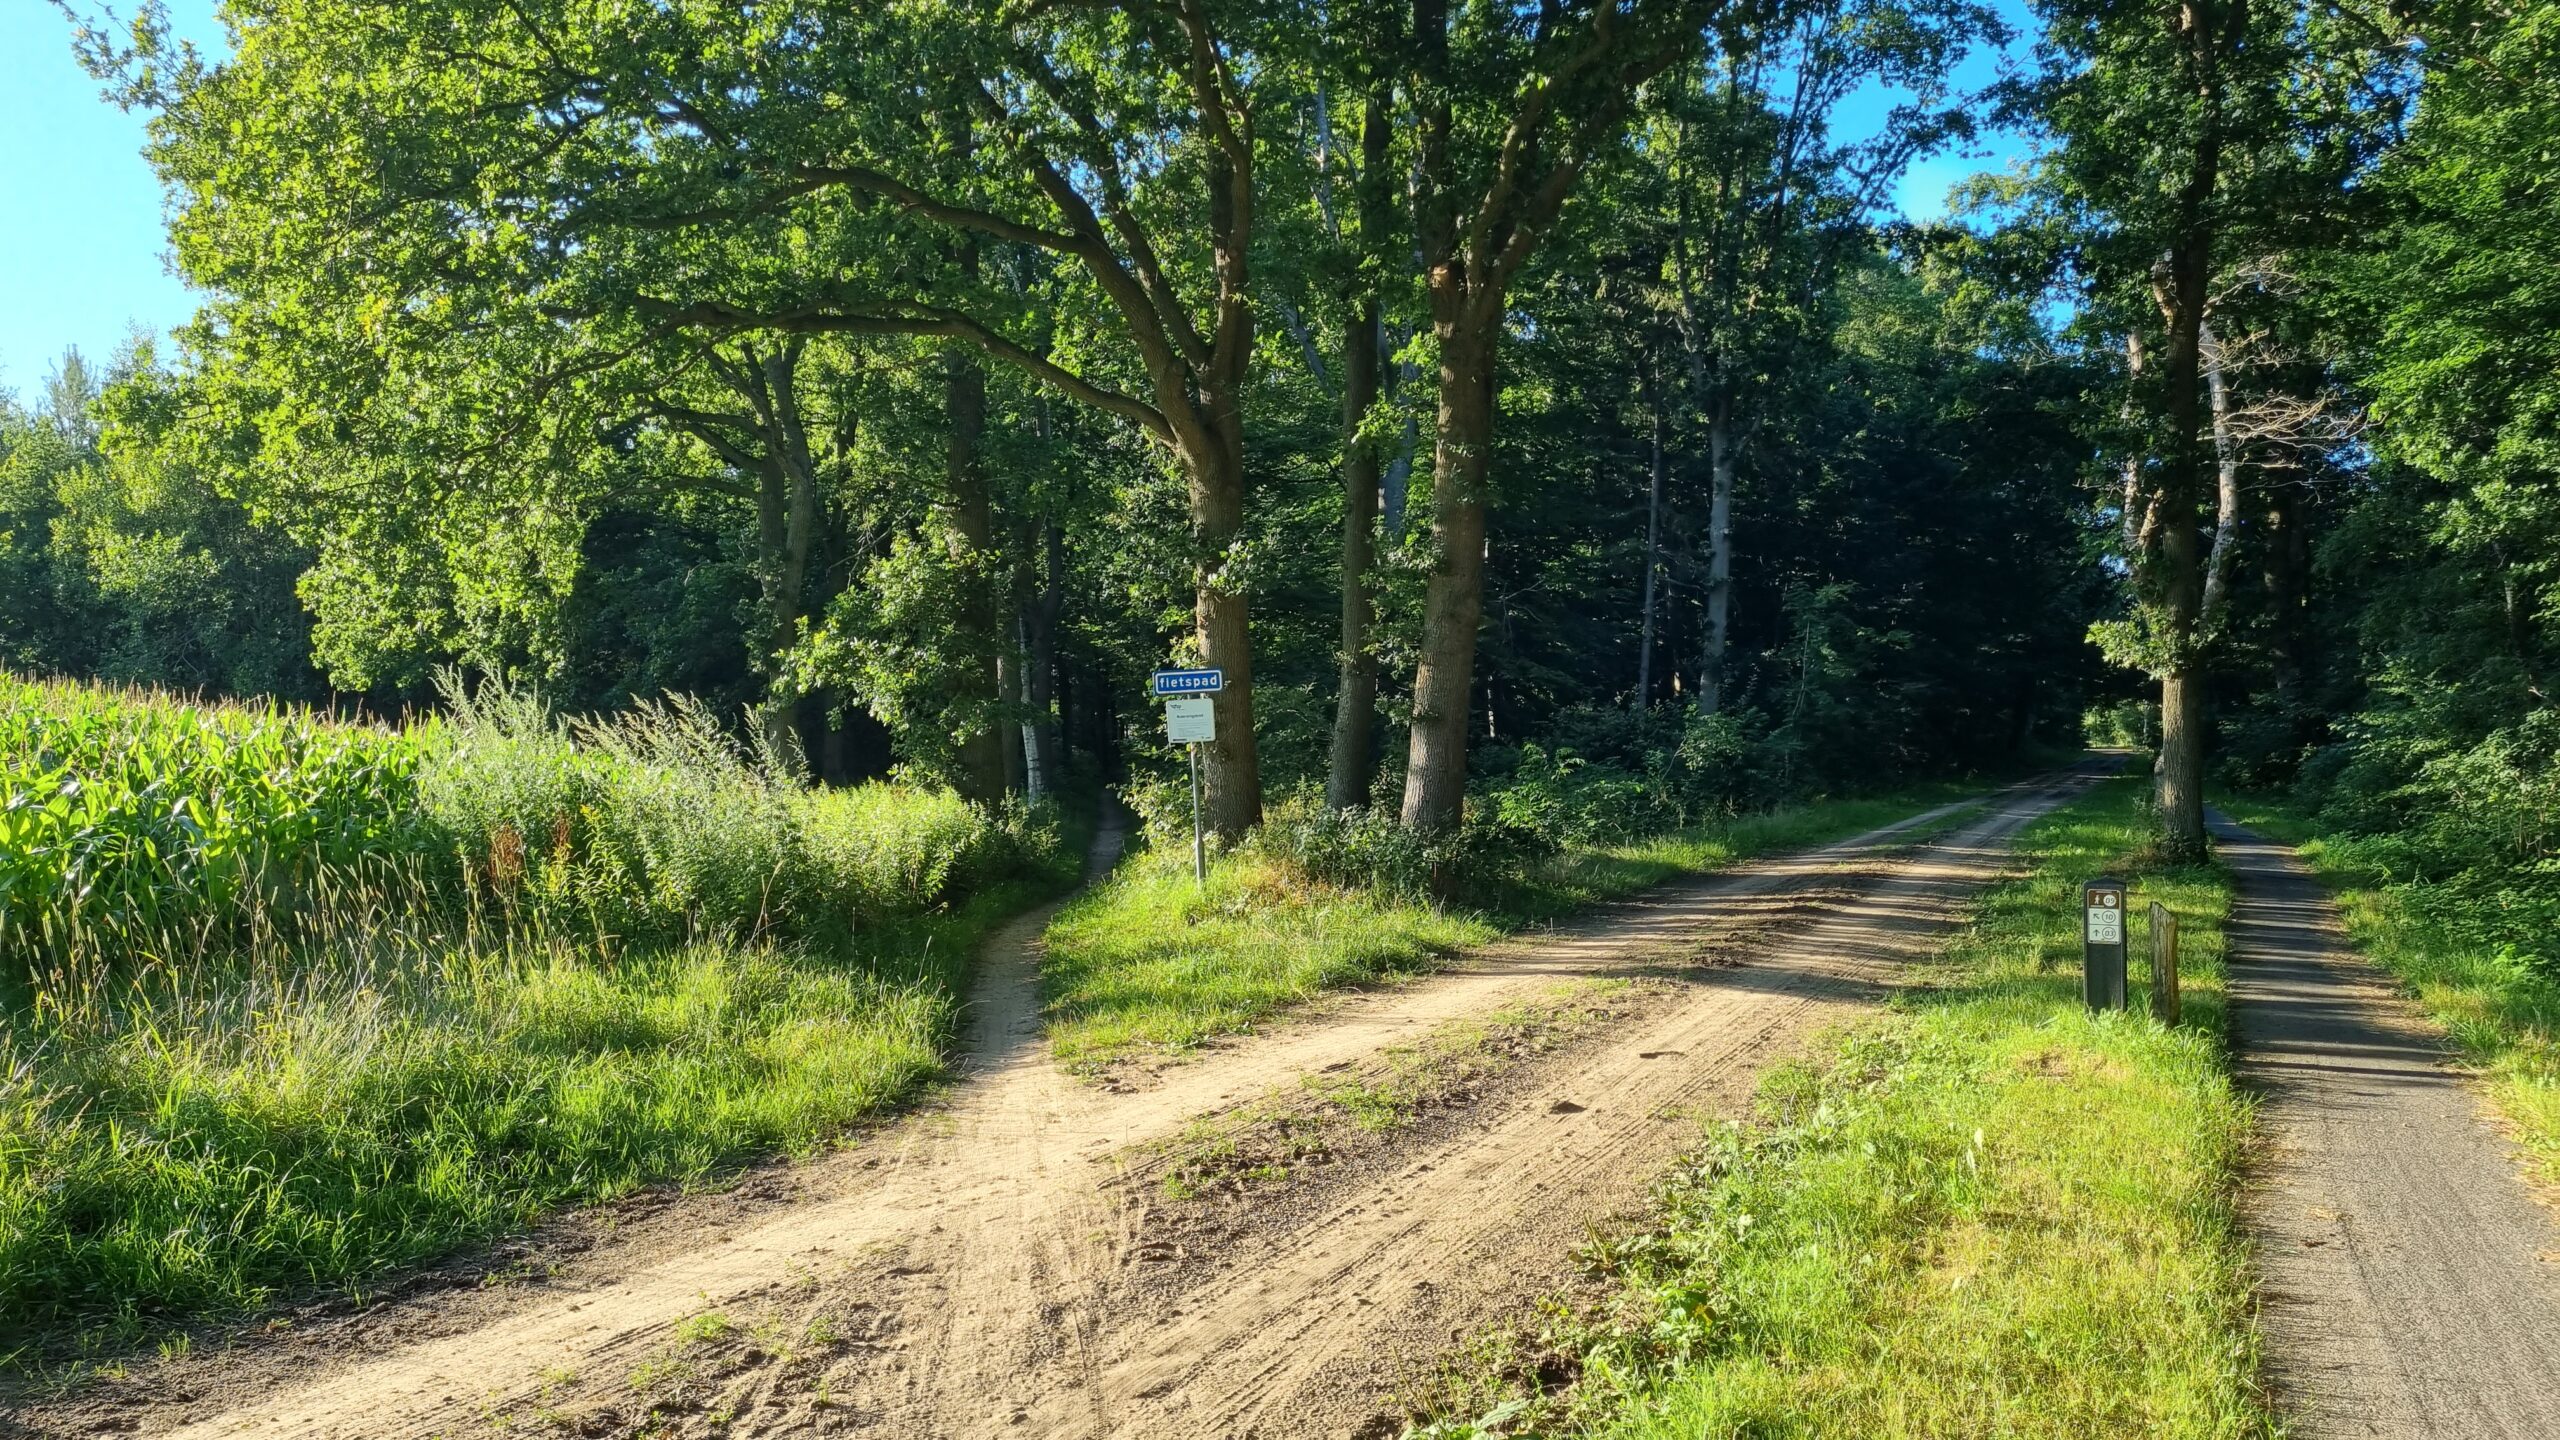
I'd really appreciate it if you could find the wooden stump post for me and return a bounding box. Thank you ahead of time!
[2150,900,2180,1027]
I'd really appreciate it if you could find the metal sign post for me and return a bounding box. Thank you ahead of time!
[1152,670,1223,886]
[2082,877,2128,1011]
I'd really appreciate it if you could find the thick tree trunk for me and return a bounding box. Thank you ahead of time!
[751,354,818,772]
[1699,391,1735,715]
[751,457,805,767]
[2155,253,2213,861]
[1399,324,1495,830]
[944,345,1010,806]
[1185,410,1264,838]
[2159,665,2207,852]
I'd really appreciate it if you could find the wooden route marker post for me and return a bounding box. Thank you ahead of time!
[2150,900,2180,1026]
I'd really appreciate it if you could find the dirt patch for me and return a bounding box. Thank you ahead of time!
[1124,979,1651,1206]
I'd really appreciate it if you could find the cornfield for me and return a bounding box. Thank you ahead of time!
[0,675,432,958]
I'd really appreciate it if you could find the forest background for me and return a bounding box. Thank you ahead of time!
[0,0,2552,1046]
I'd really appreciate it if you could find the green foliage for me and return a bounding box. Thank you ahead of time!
[0,343,323,703]
[2082,700,2156,749]
[1250,795,1557,905]
[0,674,429,959]
[2224,7,2560,990]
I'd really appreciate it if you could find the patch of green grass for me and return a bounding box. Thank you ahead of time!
[1042,784,1986,1072]
[1407,778,2272,1440]
[674,1311,737,1345]
[2218,794,2560,1183]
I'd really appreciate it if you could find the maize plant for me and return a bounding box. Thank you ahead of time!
[0,674,437,958]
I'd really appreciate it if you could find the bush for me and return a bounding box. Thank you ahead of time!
[2082,699,2155,750]
[415,675,1052,946]
[1248,792,1557,905]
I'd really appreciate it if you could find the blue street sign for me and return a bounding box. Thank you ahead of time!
[1151,667,1225,697]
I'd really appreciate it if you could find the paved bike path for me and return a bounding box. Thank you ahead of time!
[2217,815,2560,1438]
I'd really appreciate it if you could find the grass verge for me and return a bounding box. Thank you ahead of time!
[1041,782,1989,1072]
[2216,793,2560,1184]
[1402,777,2274,1440]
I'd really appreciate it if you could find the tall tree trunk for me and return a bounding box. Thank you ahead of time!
[749,347,819,771]
[1326,91,1394,810]
[1326,297,1384,809]
[1399,321,1495,830]
[2136,0,2245,862]
[2153,244,2214,859]
[1187,405,1263,838]
[1021,518,1064,802]
[2260,484,2309,710]
[944,344,1010,806]
[1699,391,1735,715]
[1637,363,1666,707]
[1393,0,1682,831]
[751,455,804,766]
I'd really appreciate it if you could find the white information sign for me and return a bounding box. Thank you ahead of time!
[1164,695,1217,744]
[2085,894,2123,944]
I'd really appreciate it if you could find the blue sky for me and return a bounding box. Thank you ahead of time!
[0,0,2034,402]
[0,0,224,396]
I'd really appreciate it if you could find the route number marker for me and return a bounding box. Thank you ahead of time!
[2082,877,2128,1011]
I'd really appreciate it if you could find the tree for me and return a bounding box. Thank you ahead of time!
[121,0,1295,828]
[1395,0,1699,830]
[1656,0,1995,713]
[2030,0,2363,856]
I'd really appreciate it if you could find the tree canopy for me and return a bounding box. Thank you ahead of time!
[0,0,2542,896]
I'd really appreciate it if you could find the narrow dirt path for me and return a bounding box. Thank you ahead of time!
[2217,816,2560,1439]
[27,768,2103,1440]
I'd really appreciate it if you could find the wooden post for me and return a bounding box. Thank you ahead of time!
[2150,900,2180,1027]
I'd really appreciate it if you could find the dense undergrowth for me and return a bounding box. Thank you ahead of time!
[1042,771,1997,1071]
[0,673,1070,1364]
[1404,777,2272,1439]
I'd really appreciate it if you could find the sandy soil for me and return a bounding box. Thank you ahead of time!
[17,766,2109,1440]
[2217,816,2560,1439]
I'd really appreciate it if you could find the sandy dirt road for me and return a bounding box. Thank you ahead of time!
[23,764,2111,1440]
[2218,817,2560,1439]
